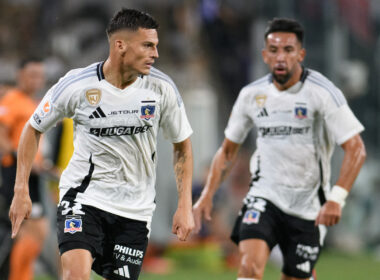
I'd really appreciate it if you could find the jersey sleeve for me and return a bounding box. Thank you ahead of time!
[159,81,193,143]
[321,85,364,145]
[29,76,77,133]
[224,88,254,144]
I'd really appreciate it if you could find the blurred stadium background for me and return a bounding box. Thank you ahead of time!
[0,0,379,279]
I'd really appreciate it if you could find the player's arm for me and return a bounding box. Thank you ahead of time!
[171,137,195,241]
[9,123,42,238]
[316,134,366,226]
[193,138,241,232]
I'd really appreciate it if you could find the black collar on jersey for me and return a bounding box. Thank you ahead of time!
[96,61,145,81]
[300,67,309,82]
[97,61,105,81]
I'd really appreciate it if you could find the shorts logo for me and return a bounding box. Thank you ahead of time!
[64,216,82,234]
[296,261,311,273]
[85,89,102,106]
[295,107,307,119]
[113,265,130,278]
[242,209,260,224]
[140,105,155,120]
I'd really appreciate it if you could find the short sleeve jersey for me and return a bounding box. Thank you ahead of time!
[224,69,364,220]
[29,62,193,222]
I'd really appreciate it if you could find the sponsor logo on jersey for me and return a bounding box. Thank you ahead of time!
[37,100,52,118]
[89,125,151,137]
[85,89,102,106]
[140,105,155,120]
[113,265,130,278]
[108,109,139,116]
[89,107,107,119]
[255,94,267,108]
[242,209,260,224]
[257,107,269,118]
[114,245,144,258]
[295,107,307,119]
[258,126,310,137]
[64,215,82,234]
[33,113,42,124]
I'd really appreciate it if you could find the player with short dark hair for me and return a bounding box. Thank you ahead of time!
[9,8,194,280]
[193,18,366,280]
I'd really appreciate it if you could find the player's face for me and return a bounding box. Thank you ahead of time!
[18,62,45,95]
[262,32,305,87]
[122,28,159,75]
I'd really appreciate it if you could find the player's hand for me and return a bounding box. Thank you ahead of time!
[9,189,32,238]
[315,201,341,226]
[172,206,195,241]
[192,195,213,233]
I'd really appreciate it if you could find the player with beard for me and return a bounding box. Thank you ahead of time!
[193,18,366,280]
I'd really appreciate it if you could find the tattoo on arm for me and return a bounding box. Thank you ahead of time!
[174,149,186,195]
[220,159,233,182]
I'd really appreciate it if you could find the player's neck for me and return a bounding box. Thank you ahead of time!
[273,65,303,91]
[103,58,138,90]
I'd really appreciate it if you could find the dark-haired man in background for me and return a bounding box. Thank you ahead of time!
[0,58,49,280]
[193,18,366,280]
[9,8,194,280]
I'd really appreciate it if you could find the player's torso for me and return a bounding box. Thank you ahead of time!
[61,76,162,189]
[246,80,324,218]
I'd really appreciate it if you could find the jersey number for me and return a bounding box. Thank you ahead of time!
[60,200,85,215]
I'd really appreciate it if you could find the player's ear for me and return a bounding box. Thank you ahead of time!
[262,49,269,64]
[298,48,306,63]
[115,39,126,51]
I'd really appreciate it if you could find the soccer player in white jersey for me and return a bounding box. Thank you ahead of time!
[193,18,366,280]
[9,8,194,280]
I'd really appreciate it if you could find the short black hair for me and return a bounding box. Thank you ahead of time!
[264,18,304,44]
[106,8,159,36]
[18,56,43,70]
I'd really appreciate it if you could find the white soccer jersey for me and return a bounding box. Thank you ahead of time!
[30,62,192,222]
[225,69,364,220]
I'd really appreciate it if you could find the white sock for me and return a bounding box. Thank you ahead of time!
[237,278,259,280]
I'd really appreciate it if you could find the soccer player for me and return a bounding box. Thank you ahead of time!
[193,18,366,280]
[9,8,194,280]
[0,58,49,280]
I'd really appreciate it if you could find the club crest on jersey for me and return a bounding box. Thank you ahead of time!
[255,94,267,108]
[295,107,307,119]
[64,216,82,234]
[85,89,102,106]
[140,105,155,120]
[242,209,260,224]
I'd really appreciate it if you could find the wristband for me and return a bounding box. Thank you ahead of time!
[327,185,348,208]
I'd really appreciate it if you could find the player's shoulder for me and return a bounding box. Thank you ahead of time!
[239,74,271,99]
[59,62,99,82]
[145,67,177,89]
[243,74,271,92]
[144,67,182,104]
[51,62,100,102]
[306,68,337,89]
[305,68,346,106]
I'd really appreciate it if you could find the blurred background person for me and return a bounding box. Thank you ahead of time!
[0,57,50,280]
